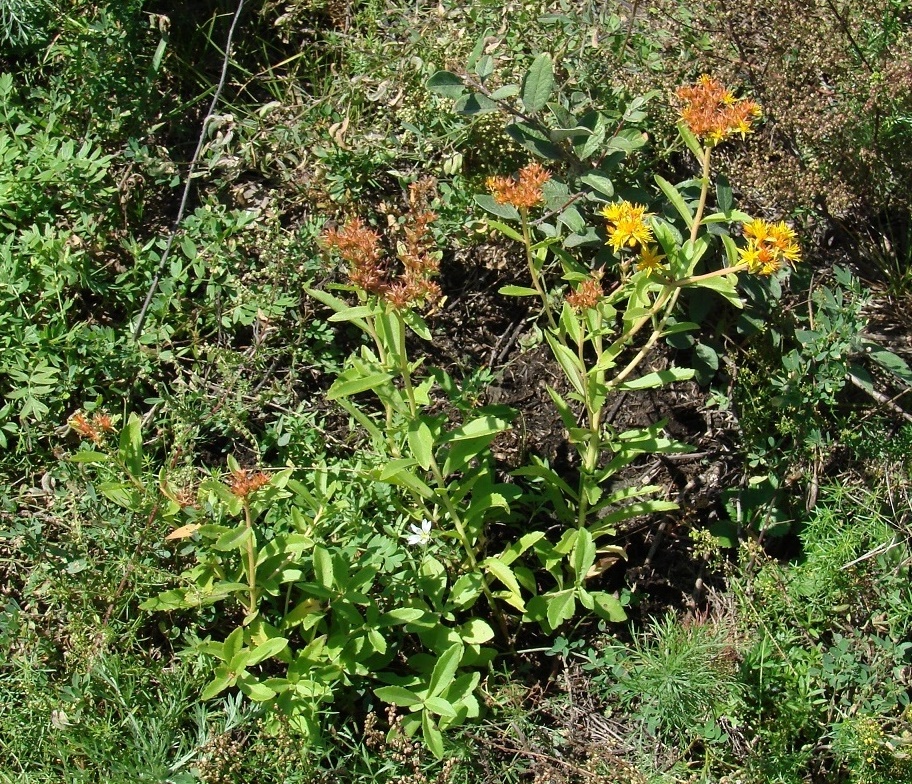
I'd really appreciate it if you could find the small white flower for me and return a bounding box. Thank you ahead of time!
[405,518,433,547]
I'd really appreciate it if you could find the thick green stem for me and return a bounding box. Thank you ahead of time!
[610,287,683,388]
[428,457,512,644]
[396,314,418,418]
[690,146,713,244]
[243,499,257,615]
[572,317,601,529]
[521,208,556,330]
[674,263,747,288]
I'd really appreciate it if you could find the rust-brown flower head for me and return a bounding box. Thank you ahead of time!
[321,181,441,311]
[566,277,604,311]
[69,411,115,445]
[229,469,270,499]
[486,162,551,210]
[677,76,762,146]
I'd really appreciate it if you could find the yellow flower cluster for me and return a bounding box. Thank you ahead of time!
[600,201,666,274]
[601,201,654,252]
[738,219,801,276]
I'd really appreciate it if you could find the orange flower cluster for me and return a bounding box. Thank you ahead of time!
[486,163,551,209]
[738,219,801,276]
[229,469,270,498]
[69,411,115,444]
[322,183,441,310]
[601,201,654,253]
[565,276,604,311]
[677,75,762,146]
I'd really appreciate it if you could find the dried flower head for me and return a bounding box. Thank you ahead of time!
[69,411,115,445]
[566,276,604,310]
[636,245,667,275]
[738,219,801,275]
[677,75,762,146]
[322,217,387,296]
[229,469,270,498]
[321,183,441,310]
[600,201,654,253]
[486,162,551,209]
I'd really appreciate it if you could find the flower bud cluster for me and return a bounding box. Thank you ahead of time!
[486,162,551,209]
[677,75,762,146]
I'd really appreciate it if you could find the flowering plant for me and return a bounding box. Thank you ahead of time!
[470,74,800,631]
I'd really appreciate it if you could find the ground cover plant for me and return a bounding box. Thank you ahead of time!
[3,1,912,782]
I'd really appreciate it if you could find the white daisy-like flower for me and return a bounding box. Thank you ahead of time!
[405,518,433,547]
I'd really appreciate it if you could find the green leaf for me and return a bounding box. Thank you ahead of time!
[306,288,369,330]
[448,573,484,609]
[426,70,466,99]
[521,53,554,113]
[546,590,576,629]
[408,419,435,470]
[444,415,510,442]
[424,696,458,719]
[375,685,422,707]
[549,125,593,142]
[458,618,494,644]
[223,627,244,663]
[721,234,739,266]
[475,54,494,79]
[200,667,235,700]
[498,531,547,565]
[327,305,376,322]
[715,173,733,215]
[238,673,276,702]
[484,558,523,601]
[580,172,614,198]
[422,712,444,759]
[696,273,744,308]
[571,528,596,584]
[616,368,695,391]
[119,413,143,477]
[487,220,524,243]
[313,546,334,589]
[655,175,694,228]
[499,285,540,297]
[429,642,464,697]
[490,84,519,100]
[590,591,627,622]
[247,637,289,666]
[676,120,704,160]
[545,332,585,396]
[67,451,109,464]
[454,92,498,115]
[506,122,563,160]
[180,234,196,260]
[152,36,168,72]
[214,523,252,551]
[474,194,520,221]
[327,371,393,400]
[379,607,429,626]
